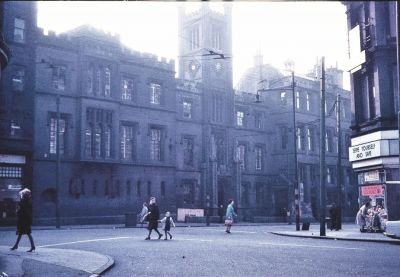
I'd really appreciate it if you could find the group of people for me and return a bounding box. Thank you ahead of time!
[138,197,176,240]
[356,201,388,232]
[138,198,238,239]
[9,189,239,250]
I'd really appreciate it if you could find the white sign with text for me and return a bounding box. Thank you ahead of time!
[349,140,387,162]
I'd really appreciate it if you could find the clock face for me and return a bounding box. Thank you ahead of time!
[189,60,200,73]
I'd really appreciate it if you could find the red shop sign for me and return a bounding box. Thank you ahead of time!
[361,185,384,196]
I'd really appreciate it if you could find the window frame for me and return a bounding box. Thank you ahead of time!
[183,99,193,119]
[52,65,67,91]
[236,110,244,127]
[149,83,161,105]
[49,116,66,156]
[12,66,25,92]
[14,18,26,43]
[150,127,162,161]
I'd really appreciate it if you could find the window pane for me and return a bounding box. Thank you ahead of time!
[236,111,244,126]
[105,127,111,158]
[85,127,92,157]
[150,83,161,105]
[52,66,66,90]
[49,117,66,155]
[255,146,262,170]
[150,128,161,160]
[12,68,25,91]
[95,126,102,157]
[183,101,192,118]
[183,137,194,166]
[104,67,111,96]
[14,18,25,43]
[121,125,133,160]
[87,67,93,95]
[121,78,133,100]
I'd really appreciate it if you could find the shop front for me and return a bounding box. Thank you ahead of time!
[0,154,26,222]
[349,132,400,222]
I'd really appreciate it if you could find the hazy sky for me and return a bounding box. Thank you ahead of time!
[37,1,350,89]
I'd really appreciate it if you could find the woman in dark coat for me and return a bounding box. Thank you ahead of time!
[145,197,163,240]
[10,188,36,252]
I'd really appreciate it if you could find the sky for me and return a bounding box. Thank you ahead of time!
[37,1,350,90]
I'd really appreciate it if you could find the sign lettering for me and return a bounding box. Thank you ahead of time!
[361,185,384,196]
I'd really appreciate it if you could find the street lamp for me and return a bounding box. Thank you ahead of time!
[256,66,301,231]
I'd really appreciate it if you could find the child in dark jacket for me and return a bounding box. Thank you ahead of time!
[159,211,175,240]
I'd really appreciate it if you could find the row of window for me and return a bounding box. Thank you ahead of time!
[188,25,221,51]
[280,91,349,119]
[236,110,263,129]
[49,110,194,164]
[236,144,265,171]
[69,179,166,199]
[279,125,351,154]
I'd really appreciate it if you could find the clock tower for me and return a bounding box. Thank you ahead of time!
[178,3,233,92]
[178,3,235,212]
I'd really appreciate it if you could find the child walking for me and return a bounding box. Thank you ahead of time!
[160,211,175,240]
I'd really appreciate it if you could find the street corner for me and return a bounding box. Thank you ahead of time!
[0,245,114,276]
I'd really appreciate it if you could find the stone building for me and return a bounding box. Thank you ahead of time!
[0,2,36,222]
[0,2,357,224]
[343,1,400,220]
[235,53,356,220]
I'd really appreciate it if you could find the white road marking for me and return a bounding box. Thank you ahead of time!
[179,238,213,242]
[39,236,133,248]
[201,228,257,234]
[259,242,365,251]
[38,236,214,248]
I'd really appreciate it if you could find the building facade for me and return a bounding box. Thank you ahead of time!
[344,1,400,220]
[0,2,357,224]
[0,2,36,222]
[235,55,356,220]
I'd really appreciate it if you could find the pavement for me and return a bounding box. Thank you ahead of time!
[270,222,400,245]
[0,245,114,277]
[0,222,398,276]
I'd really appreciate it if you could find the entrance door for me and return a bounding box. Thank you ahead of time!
[274,188,288,216]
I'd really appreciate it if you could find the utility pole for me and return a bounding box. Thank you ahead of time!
[336,93,342,230]
[291,70,300,231]
[320,57,326,236]
[55,92,61,229]
[397,2,400,178]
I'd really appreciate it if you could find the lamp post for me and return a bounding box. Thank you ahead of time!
[320,57,326,236]
[256,68,300,231]
[55,92,61,229]
[290,70,300,232]
[336,93,342,230]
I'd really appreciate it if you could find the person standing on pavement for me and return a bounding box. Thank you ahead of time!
[329,202,339,231]
[356,201,371,232]
[159,211,175,240]
[138,202,148,227]
[225,199,237,234]
[10,188,36,252]
[145,197,163,240]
